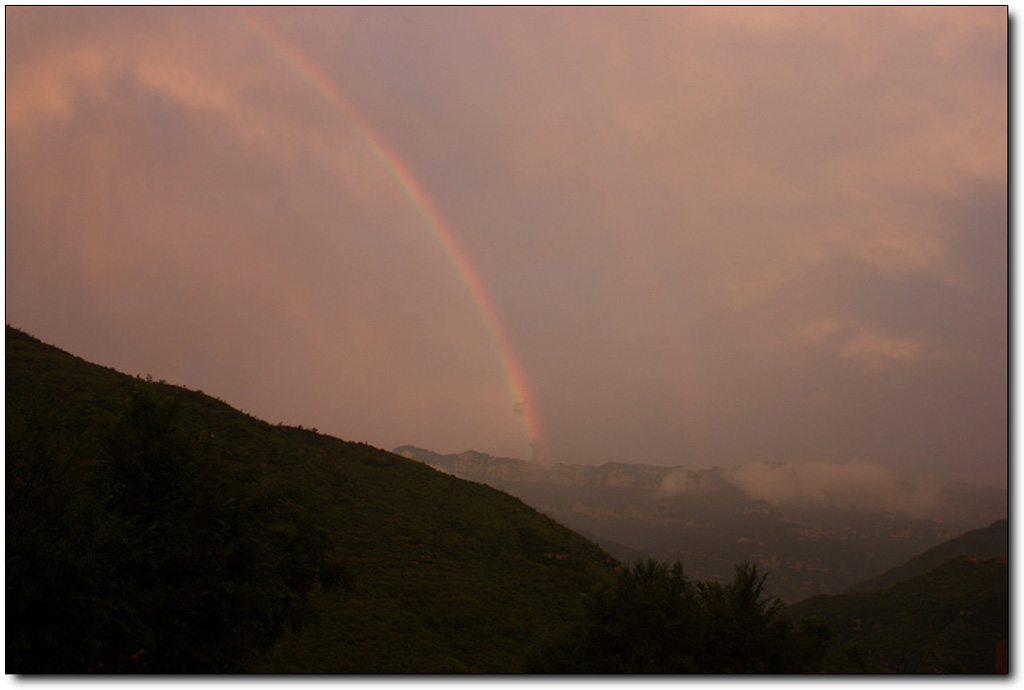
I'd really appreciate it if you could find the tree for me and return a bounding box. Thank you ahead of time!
[530,558,831,673]
[6,404,129,672]
[578,558,700,672]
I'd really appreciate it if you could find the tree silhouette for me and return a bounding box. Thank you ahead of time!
[530,558,831,673]
[7,404,128,672]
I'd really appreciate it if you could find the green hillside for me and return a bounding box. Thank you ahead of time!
[6,325,617,672]
[786,555,1008,673]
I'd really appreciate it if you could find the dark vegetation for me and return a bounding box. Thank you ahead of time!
[7,325,1004,673]
[786,543,1008,672]
[7,365,345,671]
[6,325,614,672]
[529,558,831,673]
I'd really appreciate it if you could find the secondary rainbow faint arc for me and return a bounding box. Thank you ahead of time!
[237,12,546,458]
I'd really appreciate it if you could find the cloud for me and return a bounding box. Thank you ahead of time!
[657,459,1004,524]
[795,318,924,371]
[5,7,535,459]
[723,460,945,520]
[4,8,1006,483]
[840,329,923,371]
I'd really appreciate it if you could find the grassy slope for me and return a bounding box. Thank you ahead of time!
[6,326,617,672]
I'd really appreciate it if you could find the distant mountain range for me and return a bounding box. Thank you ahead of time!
[395,445,1006,603]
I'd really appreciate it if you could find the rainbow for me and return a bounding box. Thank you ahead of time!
[237,11,546,460]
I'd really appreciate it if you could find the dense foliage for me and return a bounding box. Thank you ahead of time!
[7,389,345,672]
[530,558,831,673]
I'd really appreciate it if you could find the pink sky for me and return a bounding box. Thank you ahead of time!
[5,7,1007,487]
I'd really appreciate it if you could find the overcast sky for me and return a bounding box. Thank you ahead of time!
[5,6,1007,487]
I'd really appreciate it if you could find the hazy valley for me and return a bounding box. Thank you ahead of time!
[396,446,1006,603]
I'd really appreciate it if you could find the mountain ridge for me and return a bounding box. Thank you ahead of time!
[844,518,1008,593]
[786,553,1008,672]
